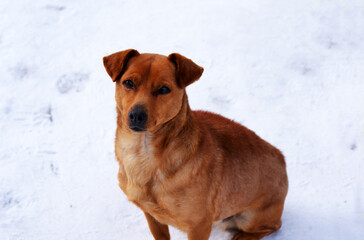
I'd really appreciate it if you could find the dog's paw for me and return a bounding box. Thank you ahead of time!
[231,232,259,240]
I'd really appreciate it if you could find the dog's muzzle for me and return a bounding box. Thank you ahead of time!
[128,105,147,132]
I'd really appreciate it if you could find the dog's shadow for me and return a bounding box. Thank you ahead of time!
[261,208,362,240]
[198,206,363,240]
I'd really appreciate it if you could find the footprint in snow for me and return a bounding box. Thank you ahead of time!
[350,143,357,151]
[1,191,19,209]
[45,5,66,11]
[33,105,53,125]
[9,63,33,80]
[211,95,232,109]
[56,72,89,94]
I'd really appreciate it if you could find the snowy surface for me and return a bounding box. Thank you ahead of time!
[1,0,364,239]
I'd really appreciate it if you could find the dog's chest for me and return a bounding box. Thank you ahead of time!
[117,134,160,201]
[115,132,202,230]
[116,134,184,225]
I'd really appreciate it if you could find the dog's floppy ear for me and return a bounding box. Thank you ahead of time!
[103,49,140,82]
[168,53,204,88]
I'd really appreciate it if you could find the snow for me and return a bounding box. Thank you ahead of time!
[1,0,363,239]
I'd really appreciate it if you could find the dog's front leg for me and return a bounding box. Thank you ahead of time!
[187,220,212,240]
[144,212,170,240]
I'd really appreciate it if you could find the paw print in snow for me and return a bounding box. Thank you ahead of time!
[56,73,89,94]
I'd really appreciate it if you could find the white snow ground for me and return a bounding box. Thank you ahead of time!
[0,0,364,239]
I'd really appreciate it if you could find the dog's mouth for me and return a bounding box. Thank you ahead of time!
[129,125,146,132]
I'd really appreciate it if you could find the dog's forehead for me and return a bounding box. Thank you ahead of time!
[127,54,175,82]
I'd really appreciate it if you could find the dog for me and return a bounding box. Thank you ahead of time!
[103,49,288,240]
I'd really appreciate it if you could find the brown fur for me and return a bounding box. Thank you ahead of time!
[103,49,288,240]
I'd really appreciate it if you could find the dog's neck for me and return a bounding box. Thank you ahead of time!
[153,92,202,171]
[154,92,196,141]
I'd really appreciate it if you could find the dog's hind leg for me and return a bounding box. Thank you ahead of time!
[228,201,284,240]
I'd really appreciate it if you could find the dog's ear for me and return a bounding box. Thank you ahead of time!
[103,49,140,82]
[168,53,204,88]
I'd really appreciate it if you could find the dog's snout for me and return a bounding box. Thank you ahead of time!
[128,106,147,132]
[129,110,147,124]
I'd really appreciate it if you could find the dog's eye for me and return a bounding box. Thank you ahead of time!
[157,86,171,95]
[122,80,135,89]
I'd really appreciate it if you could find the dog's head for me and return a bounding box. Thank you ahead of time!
[103,49,203,133]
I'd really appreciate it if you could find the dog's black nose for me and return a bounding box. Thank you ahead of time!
[128,106,147,132]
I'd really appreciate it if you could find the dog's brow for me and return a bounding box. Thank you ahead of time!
[154,80,170,88]
[146,58,156,80]
[122,74,138,81]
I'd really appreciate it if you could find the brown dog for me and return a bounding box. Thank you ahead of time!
[103,49,288,240]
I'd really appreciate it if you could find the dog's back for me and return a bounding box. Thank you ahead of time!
[194,110,288,221]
